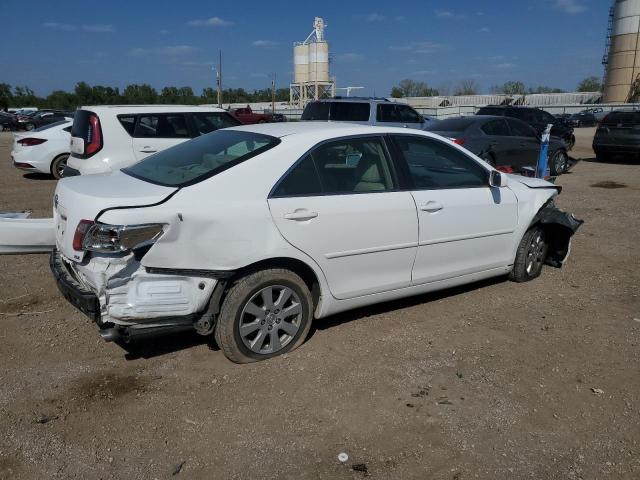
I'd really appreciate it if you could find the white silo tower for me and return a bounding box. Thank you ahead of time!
[290,17,336,106]
[603,0,640,102]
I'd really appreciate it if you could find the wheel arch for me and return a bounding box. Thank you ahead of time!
[226,256,325,317]
[528,200,584,267]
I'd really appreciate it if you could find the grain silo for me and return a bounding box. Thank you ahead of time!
[603,0,640,102]
[290,17,335,106]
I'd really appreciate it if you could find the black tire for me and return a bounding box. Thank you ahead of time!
[51,154,69,180]
[550,149,568,176]
[258,119,267,124]
[509,226,549,283]
[215,268,313,363]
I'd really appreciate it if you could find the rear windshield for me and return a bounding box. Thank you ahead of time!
[123,130,280,187]
[427,117,476,132]
[301,102,370,121]
[33,120,71,132]
[601,111,640,126]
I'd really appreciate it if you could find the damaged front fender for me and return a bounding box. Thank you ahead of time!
[532,202,584,268]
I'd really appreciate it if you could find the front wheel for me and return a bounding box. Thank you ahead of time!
[215,269,313,363]
[509,226,549,283]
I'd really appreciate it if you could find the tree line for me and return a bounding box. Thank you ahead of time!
[390,76,603,98]
[0,82,291,110]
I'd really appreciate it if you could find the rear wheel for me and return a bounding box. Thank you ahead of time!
[509,226,548,283]
[51,154,69,179]
[550,150,568,175]
[215,268,313,363]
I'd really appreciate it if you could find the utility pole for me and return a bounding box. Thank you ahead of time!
[217,49,222,108]
[271,73,276,113]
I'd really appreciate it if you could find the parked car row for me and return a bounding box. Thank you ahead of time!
[593,109,640,161]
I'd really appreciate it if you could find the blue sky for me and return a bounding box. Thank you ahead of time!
[1,0,610,96]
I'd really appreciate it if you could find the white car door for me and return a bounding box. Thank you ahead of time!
[131,113,191,161]
[268,136,418,300]
[390,134,518,285]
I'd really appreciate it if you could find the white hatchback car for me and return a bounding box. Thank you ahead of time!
[46,123,582,363]
[12,120,72,178]
[65,105,241,176]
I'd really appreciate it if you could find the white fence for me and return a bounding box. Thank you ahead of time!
[262,103,639,121]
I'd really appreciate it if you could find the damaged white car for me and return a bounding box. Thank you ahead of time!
[2,123,583,363]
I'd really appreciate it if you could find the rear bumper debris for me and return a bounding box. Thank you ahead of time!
[50,249,101,323]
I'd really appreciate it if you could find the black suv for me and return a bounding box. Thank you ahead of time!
[593,110,640,161]
[476,105,575,150]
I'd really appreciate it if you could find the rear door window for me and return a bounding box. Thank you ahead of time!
[133,114,189,138]
[506,119,537,138]
[191,112,241,135]
[602,112,640,126]
[376,104,401,122]
[329,102,370,121]
[272,137,395,197]
[481,119,510,136]
[118,115,136,135]
[397,105,423,123]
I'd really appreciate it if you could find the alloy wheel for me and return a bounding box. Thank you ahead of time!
[239,285,302,355]
[525,231,546,275]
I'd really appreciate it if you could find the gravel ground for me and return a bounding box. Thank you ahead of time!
[0,128,639,480]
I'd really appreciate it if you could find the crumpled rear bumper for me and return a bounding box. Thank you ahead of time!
[50,249,101,323]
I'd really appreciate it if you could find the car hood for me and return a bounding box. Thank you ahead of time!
[507,174,559,190]
[54,171,177,262]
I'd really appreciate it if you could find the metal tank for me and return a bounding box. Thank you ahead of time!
[603,0,640,102]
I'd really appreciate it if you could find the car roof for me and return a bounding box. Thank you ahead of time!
[226,121,438,139]
[80,105,228,114]
[312,97,391,103]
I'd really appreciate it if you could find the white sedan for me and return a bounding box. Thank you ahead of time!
[12,120,72,179]
[29,123,582,362]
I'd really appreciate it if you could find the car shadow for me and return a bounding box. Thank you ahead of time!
[581,155,640,166]
[308,275,507,339]
[23,172,55,181]
[117,276,508,360]
[120,331,219,360]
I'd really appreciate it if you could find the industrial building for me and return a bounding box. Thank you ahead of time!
[290,17,336,106]
[603,0,640,102]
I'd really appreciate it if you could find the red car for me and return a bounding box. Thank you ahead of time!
[230,106,274,124]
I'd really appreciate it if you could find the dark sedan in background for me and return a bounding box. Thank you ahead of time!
[593,110,640,162]
[0,112,17,132]
[426,115,570,175]
[476,105,575,151]
[17,110,73,131]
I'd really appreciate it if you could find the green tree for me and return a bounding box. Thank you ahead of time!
[495,81,526,95]
[160,86,180,104]
[577,76,603,92]
[391,79,438,98]
[122,84,158,104]
[0,83,12,110]
[46,90,77,110]
[454,79,478,96]
[74,81,94,105]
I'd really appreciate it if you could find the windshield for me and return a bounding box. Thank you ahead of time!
[123,129,281,187]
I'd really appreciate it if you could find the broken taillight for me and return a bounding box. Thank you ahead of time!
[72,220,94,251]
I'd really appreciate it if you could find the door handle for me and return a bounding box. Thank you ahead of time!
[140,147,157,153]
[420,201,443,213]
[283,210,318,221]
[403,124,409,128]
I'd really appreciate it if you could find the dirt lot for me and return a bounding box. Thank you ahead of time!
[0,128,638,480]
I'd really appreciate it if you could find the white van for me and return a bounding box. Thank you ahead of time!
[66,105,241,175]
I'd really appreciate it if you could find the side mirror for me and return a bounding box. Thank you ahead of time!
[489,170,508,188]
